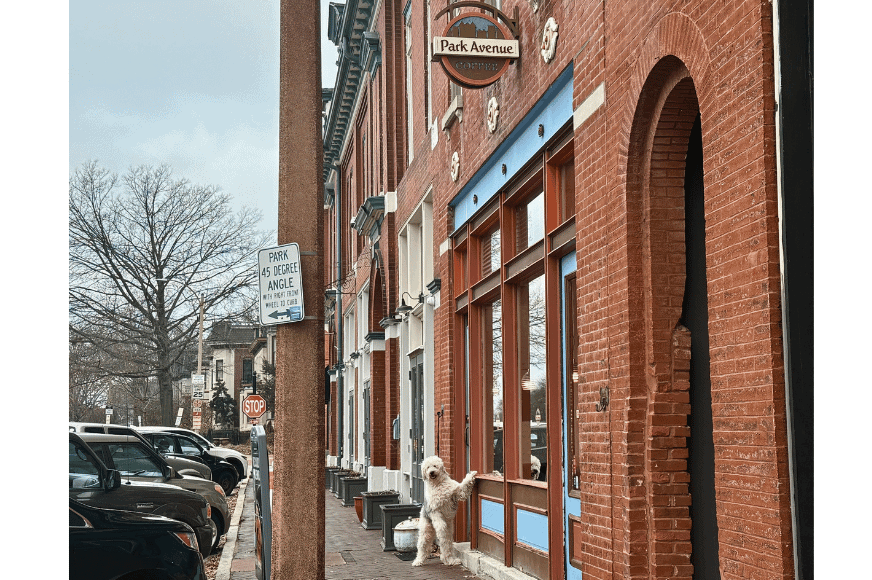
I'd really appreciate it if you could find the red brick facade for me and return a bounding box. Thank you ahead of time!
[322,1,806,578]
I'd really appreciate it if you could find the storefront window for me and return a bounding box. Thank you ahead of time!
[482,227,500,277]
[483,299,503,476]
[518,274,546,480]
[516,191,545,252]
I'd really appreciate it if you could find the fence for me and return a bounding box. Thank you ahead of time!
[205,428,250,446]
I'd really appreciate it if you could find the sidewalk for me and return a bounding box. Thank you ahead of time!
[219,461,485,579]
[323,488,482,580]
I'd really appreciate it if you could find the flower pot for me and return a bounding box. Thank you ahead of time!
[330,469,354,494]
[337,475,367,506]
[361,490,400,530]
[325,466,341,490]
[354,496,364,522]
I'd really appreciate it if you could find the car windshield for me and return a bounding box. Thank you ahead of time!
[104,443,163,477]
[69,441,101,489]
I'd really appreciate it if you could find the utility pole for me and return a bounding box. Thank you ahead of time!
[197,295,204,375]
[271,1,325,578]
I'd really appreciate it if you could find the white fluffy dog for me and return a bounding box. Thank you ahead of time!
[530,455,541,480]
[412,456,477,567]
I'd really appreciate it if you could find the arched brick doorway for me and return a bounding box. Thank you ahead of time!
[625,55,719,579]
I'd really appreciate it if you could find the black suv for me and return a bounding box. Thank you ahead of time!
[142,431,239,494]
[69,432,215,557]
[70,498,205,580]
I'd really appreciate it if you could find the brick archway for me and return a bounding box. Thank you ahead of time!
[625,56,703,579]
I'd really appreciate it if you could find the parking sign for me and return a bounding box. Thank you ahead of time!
[257,243,305,325]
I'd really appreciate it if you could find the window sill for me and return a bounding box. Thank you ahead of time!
[442,93,464,131]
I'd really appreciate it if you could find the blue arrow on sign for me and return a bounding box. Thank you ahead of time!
[269,305,303,321]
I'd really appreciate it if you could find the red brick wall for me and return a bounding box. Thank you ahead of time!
[326,0,795,577]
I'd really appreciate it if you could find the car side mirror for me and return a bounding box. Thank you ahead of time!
[164,465,178,479]
[104,469,121,491]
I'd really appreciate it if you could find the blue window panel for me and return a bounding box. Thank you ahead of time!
[449,63,574,234]
[481,499,505,535]
[567,495,581,518]
[516,509,549,553]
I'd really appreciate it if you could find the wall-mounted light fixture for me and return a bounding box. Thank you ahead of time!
[325,286,358,303]
[394,291,425,318]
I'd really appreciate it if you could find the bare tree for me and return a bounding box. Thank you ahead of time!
[69,336,110,422]
[69,161,272,426]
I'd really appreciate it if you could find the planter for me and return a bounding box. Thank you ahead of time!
[337,475,367,507]
[361,490,400,530]
[393,518,419,552]
[330,469,354,494]
[325,466,341,490]
[354,496,364,523]
[380,503,422,551]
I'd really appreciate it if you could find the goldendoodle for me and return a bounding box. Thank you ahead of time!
[412,455,477,567]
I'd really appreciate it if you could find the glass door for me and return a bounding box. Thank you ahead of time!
[561,251,581,580]
[410,352,425,503]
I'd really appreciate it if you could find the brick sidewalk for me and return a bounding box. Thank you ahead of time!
[324,489,482,580]
[227,469,483,579]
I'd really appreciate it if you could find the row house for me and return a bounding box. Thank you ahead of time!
[204,322,259,431]
[320,1,811,579]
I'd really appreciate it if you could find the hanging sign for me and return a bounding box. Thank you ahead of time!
[433,6,519,89]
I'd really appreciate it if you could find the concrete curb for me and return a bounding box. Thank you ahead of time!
[215,463,251,580]
[456,542,538,580]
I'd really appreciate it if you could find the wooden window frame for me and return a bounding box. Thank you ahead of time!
[453,121,575,570]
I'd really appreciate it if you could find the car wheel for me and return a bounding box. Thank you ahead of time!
[203,518,216,557]
[216,470,237,495]
[230,459,246,480]
[210,512,225,551]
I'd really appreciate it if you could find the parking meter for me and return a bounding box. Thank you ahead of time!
[251,425,271,580]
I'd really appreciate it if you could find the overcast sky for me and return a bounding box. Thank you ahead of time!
[69,1,338,239]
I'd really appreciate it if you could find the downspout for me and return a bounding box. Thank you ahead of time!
[335,166,344,462]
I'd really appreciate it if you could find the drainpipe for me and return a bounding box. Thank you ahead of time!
[334,166,344,462]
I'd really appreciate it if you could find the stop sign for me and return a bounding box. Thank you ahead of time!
[242,394,267,418]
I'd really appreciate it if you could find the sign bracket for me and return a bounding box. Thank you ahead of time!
[433,1,520,39]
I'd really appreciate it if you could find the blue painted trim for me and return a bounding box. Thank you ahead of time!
[481,499,505,535]
[516,509,549,553]
[560,251,582,580]
[449,64,573,233]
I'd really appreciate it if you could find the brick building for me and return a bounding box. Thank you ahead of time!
[320,1,811,579]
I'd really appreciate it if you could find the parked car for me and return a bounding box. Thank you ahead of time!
[69,497,205,580]
[140,431,239,495]
[69,432,215,557]
[76,432,231,551]
[137,425,249,481]
[70,422,213,481]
